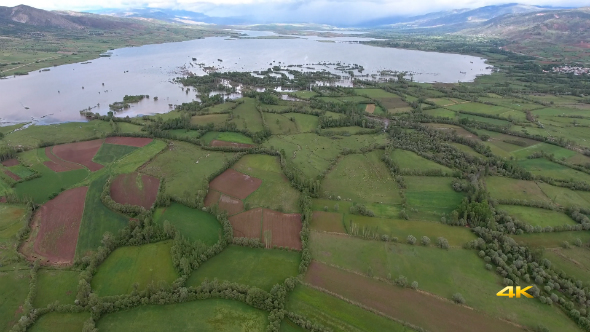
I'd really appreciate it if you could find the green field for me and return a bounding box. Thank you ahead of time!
[287,285,414,332]
[187,246,300,291]
[517,158,590,184]
[0,204,27,265]
[93,143,138,165]
[229,98,264,132]
[97,299,268,331]
[33,270,79,307]
[0,269,30,332]
[28,312,89,332]
[265,113,300,135]
[3,121,111,149]
[486,177,551,203]
[92,241,178,296]
[312,198,401,220]
[391,149,452,173]
[108,140,167,175]
[322,151,400,205]
[343,215,475,246]
[537,182,590,208]
[190,113,229,126]
[154,203,222,246]
[404,176,464,214]
[232,154,300,213]
[498,205,577,227]
[310,232,579,331]
[263,133,388,179]
[7,165,35,179]
[512,231,590,248]
[142,141,234,201]
[544,247,590,286]
[13,164,88,204]
[284,113,319,132]
[76,174,129,258]
[200,131,254,145]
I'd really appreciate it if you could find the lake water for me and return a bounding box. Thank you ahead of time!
[0,31,491,125]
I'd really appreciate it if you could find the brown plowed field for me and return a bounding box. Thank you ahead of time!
[204,190,221,207]
[3,170,20,181]
[211,140,254,149]
[105,136,153,147]
[262,209,302,250]
[209,169,262,200]
[311,211,345,233]
[229,208,262,239]
[43,147,83,172]
[52,139,104,171]
[305,262,523,332]
[219,194,244,216]
[365,104,376,114]
[26,187,88,265]
[1,159,19,167]
[110,173,160,209]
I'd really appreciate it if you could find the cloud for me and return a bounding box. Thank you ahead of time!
[3,0,588,24]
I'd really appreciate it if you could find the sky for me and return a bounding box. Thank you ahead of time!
[1,0,587,23]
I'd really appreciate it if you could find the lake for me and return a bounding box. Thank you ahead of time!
[0,31,491,125]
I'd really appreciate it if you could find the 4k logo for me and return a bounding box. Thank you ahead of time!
[496,286,534,298]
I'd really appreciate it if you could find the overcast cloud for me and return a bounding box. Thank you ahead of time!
[1,0,588,23]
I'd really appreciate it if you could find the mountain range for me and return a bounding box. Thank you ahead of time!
[1,3,589,49]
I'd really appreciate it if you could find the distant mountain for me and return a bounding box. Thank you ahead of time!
[0,4,83,29]
[0,4,142,30]
[458,7,590,47]
[89,8,247,25]
[378,3,566,29]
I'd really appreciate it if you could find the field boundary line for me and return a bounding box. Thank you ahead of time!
[311,261,527,330]
[301,281,431,332]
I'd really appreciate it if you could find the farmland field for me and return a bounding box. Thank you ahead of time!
[512,231,590,248]
[309,234,580,331]
[33,270,79,307]
[391,149,452,173]
[187,245,300,290]
[96,299,268,331]
[200,131,254,145]
[232,154,300,212]
[517,158,590,184]
[20,187,88,264]
[13,161,89,204]
[4,49,590,331]
[76,175,129,258]
[0,269,30,332]
[93,143,138,165]
[0,204,28,264]
[322,151,400,205]
[154,203,222,246]
[486,177,551,202]
[110,172,160,209]
[142,141,233,201]
[28,313,90,332]
[404,176,464,214]
[497,205,577,227]
[92,241,178,296]
[342,215,475,246]
[287,285,414,332]
[544,247,590,287]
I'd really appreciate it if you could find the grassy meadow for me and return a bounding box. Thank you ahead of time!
[92,241,178,296]
[154,203,222,246]
[187,246,300,291]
